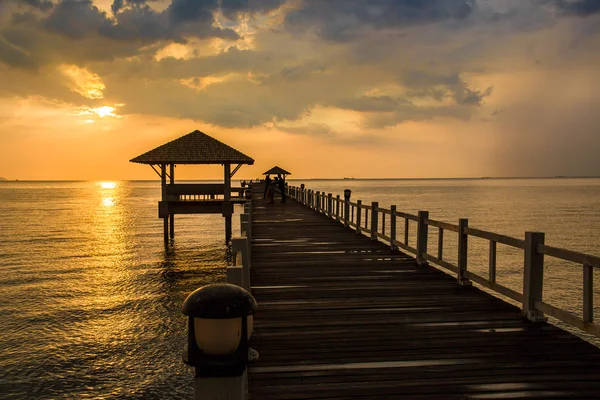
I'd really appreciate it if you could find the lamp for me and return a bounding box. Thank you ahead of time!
[344,189,352,201]
[183,283,258,377]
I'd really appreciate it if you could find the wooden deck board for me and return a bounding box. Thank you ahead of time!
[247,188,600,399]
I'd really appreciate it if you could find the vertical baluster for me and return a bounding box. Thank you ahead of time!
[457,219,471,286]
[390,206,398,251]
[584,263,593,323]
[489,241,497,283]
[438,228,444,260]
[356,200,362,235]
[404,218,409,245]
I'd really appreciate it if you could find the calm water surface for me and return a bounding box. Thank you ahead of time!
[1,178,600,398]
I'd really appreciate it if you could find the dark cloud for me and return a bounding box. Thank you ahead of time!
[402,70,492,106]
[43,0,239,42]
[285,0,475,41]
[16,0,54,11]
[45,0,110,40]
[0,35,37,69]
[548,0,600,17]
[221,0,285,19]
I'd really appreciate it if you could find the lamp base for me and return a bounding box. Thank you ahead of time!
[194,371,247,400]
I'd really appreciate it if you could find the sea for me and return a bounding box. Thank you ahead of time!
[1,178,600,399]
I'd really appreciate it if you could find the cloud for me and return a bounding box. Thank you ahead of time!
[0,35,37,69]
[547,0,600,17]
[275,122,333,136]
[16,0,54,11]
[284,0,475,41]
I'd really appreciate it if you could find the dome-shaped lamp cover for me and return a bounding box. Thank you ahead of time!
[182,283,258,319]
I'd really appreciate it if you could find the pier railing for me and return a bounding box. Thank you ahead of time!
[286,185,600,338]
[166,183,245,201]
[228,201,252,292]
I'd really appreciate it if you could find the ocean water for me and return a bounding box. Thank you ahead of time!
[1,178,600,399]
[0,181,239,399]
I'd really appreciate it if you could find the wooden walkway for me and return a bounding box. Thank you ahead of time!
[247,188,600,399]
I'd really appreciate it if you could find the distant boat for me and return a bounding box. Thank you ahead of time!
[343,177,355,180]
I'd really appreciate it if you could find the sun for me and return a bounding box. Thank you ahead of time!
[93,106,117,118]
[100,182,117,189]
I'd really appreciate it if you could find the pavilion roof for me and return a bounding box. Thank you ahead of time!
[263,166,291,175]
[130,130,254,165]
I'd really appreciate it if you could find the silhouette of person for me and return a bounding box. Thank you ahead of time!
[277,174,286,203]
[263,174,272,199]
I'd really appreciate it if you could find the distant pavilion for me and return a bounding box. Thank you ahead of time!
[263,166,291,180]
[130,130,254,244]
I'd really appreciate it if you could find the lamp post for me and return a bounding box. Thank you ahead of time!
[183,283,259,400]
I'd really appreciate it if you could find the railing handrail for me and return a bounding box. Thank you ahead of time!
[286,184,600,339]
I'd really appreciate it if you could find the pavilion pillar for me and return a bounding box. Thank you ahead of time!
[161,164,168,243]
[169,163,175,239]
[224,163,232,244]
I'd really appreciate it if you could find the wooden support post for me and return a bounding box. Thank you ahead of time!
[390,205,398,251]
[457,218,471,286]
[161,164,168,244]
[315,192,320,211]
[170,215,174,239]
[523,232,546,322]
[356,200,362,235]
[416,211,429,266]
[370,202,378,241]
[224,164,232,244]
[169,164,175,239]
[335,195,340,221]
[328,193,333,218]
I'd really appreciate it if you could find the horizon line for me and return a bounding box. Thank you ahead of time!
[2,175,600,182]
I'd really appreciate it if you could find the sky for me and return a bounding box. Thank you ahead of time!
[0,0,599,180]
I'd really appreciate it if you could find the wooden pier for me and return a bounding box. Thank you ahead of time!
[245,184,600,399]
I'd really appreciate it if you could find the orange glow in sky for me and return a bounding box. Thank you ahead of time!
[0,1,599,180]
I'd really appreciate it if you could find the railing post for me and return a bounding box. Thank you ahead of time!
[523,232,547,322]
[390,205,398,251]
[457,219,471,286]
[344,189,351,228]
[416,211,429,266]
[370,202,378,241]
[335,195,340,221]
[316,191,320,211]
[328,193,333,218]
[356,200,362,235]
[231,237,250,291]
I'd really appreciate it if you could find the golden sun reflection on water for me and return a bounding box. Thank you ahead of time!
[100,181,117,189]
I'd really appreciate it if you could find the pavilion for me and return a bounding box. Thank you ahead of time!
[263,166,291,180]
[130,130,254,244]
